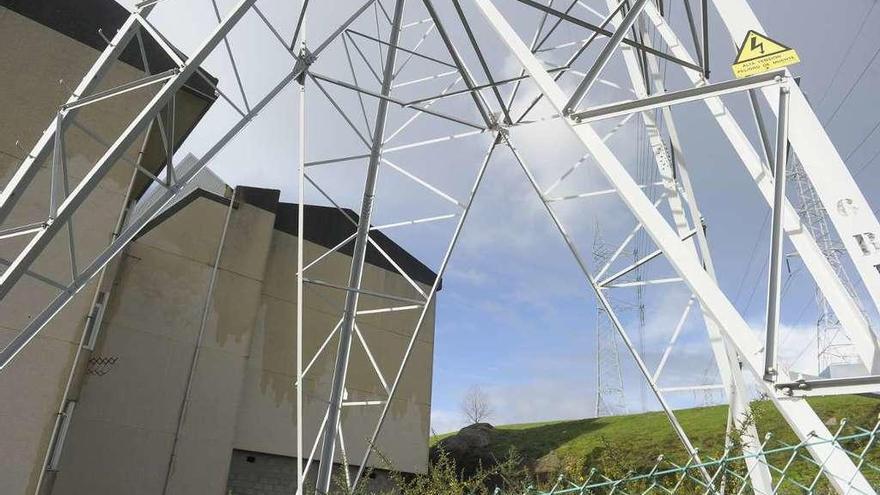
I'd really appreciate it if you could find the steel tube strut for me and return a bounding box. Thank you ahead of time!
[296,21,306,495]
[564,0,648,115]
[314,1,406,492]
[701,0,709,78]
[763,86,790,381]
[570,70,783,123]
[776,374,880,393]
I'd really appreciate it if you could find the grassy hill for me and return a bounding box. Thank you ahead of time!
[431,395,880,487]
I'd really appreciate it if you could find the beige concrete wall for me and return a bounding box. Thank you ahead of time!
[233,228,435,475]
[0,9,153,494]
[50,193,277,495]
[0,8,214,493]
[164,194,277,494]
[50,196,227,494]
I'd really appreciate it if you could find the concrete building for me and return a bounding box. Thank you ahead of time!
[50,186,437,495]
[1,0,217,492]
[0,1,437,493]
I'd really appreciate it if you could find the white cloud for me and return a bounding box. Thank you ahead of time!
[777,323,821,377]
[485,379,595,426]
[431,408,466,436]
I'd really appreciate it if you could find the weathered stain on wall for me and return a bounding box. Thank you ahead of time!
[40,188,435,493]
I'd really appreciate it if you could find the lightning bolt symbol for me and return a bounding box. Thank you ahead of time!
[750,36,765,55]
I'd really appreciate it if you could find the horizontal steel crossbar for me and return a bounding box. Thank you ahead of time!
[61,69,178,111]
[776,374,880,395]
[570,70,785,123]
[598,229,698,287]
[302,278,427,306]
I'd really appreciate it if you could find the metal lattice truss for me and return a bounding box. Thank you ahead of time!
[592,225,629,418]
[2,0,880,493]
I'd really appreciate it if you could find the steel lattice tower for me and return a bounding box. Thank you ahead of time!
[2,0,880,493]
[788,154,863,375]
[592,226,628,417]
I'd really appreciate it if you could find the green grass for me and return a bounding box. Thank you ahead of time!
[431,395,880,487]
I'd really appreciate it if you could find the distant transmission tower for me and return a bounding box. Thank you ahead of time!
[699,361,718,407]
[788,155,863,375]
[593,225,629,417]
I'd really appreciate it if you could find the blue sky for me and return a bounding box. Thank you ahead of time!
[122,0,880,435]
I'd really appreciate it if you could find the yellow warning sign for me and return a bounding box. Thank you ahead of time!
[731,30,799,78]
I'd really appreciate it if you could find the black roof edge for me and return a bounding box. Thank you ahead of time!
[273,202,441,290]
[1,0,218,99]
[134,186,441,289]
[237,186,281,215]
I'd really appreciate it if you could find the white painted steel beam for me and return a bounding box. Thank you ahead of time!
[776,375,880,398]
[764,87,791,381]
[472,2,873,492]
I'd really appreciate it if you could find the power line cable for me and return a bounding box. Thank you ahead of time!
[845,118,880,162]
[854,145,880,176]
[813,1,878,111]
[824,42,880,126]
[732,210,770,306]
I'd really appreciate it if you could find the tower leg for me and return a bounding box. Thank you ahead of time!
[314,1,407,492]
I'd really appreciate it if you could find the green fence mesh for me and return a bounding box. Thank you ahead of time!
[513,418,880,495]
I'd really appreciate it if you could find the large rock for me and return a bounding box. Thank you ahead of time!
[431,423,497,476]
